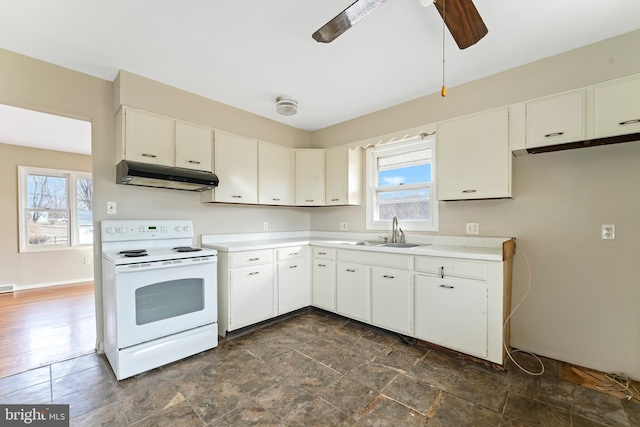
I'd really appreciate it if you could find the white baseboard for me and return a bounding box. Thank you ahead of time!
[16,277,94,291]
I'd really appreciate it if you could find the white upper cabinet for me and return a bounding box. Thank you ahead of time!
[437,107,511,200]
[258,141,293,206]
[213,131,258,204]
[325,146,363,206]
[593,74,640,138]
[121,108,174,166]
[175,120,213,172]
[295,149,325,206]
[526,90,586,149]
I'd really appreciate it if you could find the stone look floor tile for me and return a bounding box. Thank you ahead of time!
[120,380,184,423]
[70,401,129,427]
[427,393,501,427]
[353,396,426,426]
[570,413,613,427]
[317,375,378,419]
[408,350,467,391]
[347,361,402,392]
[51,353,105,379]
[448,363,509,412]
[502,393,571,426]
[130,401,204,427]
[0,366,50,396]
[284,397,349,426]
[188,380,253,424]
[253,377,317,420]
[381,373,441,414]
[54,380,117,421]
[210,400,280,426]
[52,364,113,400]
[0,381,52,404]
[622,399,640,426]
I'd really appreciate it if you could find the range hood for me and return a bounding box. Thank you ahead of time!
[116,160,219,192]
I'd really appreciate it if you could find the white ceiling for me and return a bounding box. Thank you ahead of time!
[1,0,640,152]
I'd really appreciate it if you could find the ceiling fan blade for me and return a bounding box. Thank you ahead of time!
[312,0,389,43]
[433,0,488,49]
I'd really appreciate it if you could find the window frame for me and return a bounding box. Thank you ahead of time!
[365,135,438,232]
[18,166,93,252]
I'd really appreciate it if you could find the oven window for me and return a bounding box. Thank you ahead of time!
[135,279,205,325]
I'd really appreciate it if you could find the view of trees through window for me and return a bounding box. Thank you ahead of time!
[26,171,92,247]
[376,157,432,221]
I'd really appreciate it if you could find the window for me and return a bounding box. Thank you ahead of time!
[18,166,93,252]
[366,136,438,231]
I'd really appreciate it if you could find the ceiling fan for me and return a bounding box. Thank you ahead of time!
[312,0,488,49]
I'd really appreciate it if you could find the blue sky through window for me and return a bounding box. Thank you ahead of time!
[379,164,431,187]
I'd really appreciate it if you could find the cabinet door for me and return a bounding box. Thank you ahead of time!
[278,258,310,315]
[175,120,213,172]
[526,91,585,148]
[229,264,274,330]
[371,267,411,335]
[295,150,325,206]
[325,146,363,206]
[414,274,487,358]
[312,260,336,311]
[336,263,369,323]
[124,108,173,166]
[214,131,258,204]
[436,108,510,200]
[594,75,640,138]
[258,141,293,205]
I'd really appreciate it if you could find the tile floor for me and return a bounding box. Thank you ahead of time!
[1,309,638,426]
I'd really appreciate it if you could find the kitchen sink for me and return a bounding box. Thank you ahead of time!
[339,240,378,246]
[378,243,423,248]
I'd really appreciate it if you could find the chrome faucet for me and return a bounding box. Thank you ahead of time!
[391,214,406,244]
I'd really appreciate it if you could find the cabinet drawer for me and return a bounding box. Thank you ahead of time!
[338,249,410,270]
[414,257,487,281]
[229,249,273,268]
[312,247,336,260]
[276,245,308,262]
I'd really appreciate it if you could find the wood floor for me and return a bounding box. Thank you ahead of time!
[0,282,96,379]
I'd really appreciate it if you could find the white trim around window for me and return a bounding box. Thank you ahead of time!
[18,166,93,252]
[365,135,438,232]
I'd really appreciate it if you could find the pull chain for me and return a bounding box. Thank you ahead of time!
[441,0,446,97]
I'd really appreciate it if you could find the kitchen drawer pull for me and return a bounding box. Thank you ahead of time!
[248,272,259,276]
[440,266,444,279]
[318,264,326,267]
[462,189,476,193]
[318,252,327,255]
[248,258,260,261]
[288,253,298,256]
[382,275,394,279]
[544,131,565,138]
[289,265,298,269]
[306,199,314,202]
[188,160,201,164]
[439,284,455,289]
[141,153,157,158]
[346,269,356,273]
[272,198,281,201]
[232,195,243,198]
[331,198,339,201]
[619,119,640,125]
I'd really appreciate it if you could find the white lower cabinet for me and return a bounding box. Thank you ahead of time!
[414,274,488,358]
[336,262,369,323]
[229,263,274,331]
[276,246,310,315]
[312,247,337,311]
[371,267,412,335]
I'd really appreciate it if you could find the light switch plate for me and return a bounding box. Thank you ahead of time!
[107,201,117,215]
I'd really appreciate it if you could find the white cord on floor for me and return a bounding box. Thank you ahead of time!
[503,242,545,376]
[594,373,640,401]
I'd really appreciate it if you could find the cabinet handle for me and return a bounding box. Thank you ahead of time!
[318,264,326,267]
[288,253,298,256]
[318,252,327,255]
[232,195,243,198]
[439,284,455,289]
[272,198,281,201]
[346,269,356,272]
[248,258,259,261]
[544,131,565,138]
[248,272,259,276]
[620,119,640,125]
[306,199,314,202]
[462,189,476,193]
[289,265,298,269]
[188,160,201,164]
[141,153,157,158]
[331,198,339,201]
[440,266,444,279]
[382,275,394,279]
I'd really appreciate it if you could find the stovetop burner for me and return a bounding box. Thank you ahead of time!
[118,249,148,257]
[172,246,202,253]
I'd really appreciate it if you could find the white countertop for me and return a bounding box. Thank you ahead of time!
[201,232,512,261]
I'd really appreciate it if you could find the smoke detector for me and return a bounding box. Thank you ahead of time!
[275,96,298,116]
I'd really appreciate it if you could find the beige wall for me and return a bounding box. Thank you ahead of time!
[0,143,93,288]
[309,29,640,379]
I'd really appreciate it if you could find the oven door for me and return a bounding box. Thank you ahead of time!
[114,257,217,349]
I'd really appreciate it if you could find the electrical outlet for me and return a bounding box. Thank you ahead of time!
[339,222,348,231]
[601,224,615,240]
[263,222,268,231]
[107,201,117,215]
[84,257,92,265]
[466,223,479,234]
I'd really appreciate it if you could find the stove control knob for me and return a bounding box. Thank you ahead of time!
[175,226,182,232]
[182,225,191,232]
[106,226,117,235]
[118,227,127,234]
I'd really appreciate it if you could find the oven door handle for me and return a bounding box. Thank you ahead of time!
[115,257,217,273]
